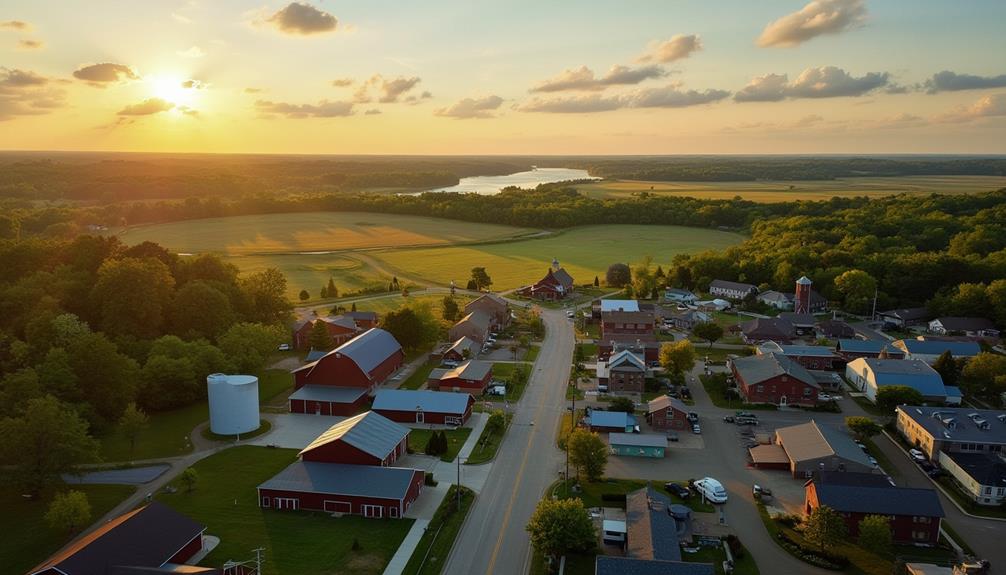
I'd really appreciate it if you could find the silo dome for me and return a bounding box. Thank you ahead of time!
[207,373,260,436]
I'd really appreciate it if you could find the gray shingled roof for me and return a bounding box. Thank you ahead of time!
[300,411,409,460]
[456,310,492,332]
[321,315,360,330]
[880,307,930,321]
[445,336,480,358]
[610,433,667,448]
[710,279,757,292]
[373,389,472,414]
[552,267,574,288]
[596,556,714,575]
[813,481,944,518]
[438,360,492,381]
[289,385,367,403]
[732,352,817,387]
[258,461,418,499]
[779,312,815,326]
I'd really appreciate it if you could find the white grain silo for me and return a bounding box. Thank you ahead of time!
[207,373,260,436]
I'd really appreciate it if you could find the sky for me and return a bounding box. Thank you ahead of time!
[1,0,1005,155]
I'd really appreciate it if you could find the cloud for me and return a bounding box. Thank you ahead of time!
[936,93,1006,123]
[331,78,353,87]
[172,13,191,24]
[73,63,139,85]
[266,2,337,36]
[420,91,432,99]
[520,82,730,113]
[378,76,421,103]
[177,46,205,58]
[637,35,702,63]
[0,68,47,88]
[922,71,1006,94]
[735,66,888,101]
[181,79,205,89]
[1,20,31,31]
[18,39,43,50]
[352,75,423,103]
[757,0,866,48]
[117,98,174,116]
[530,64,666,93]
[631,86,731,108]
[364,108,381,115]
[434,95,504,119]
[0,67,67,121]
[519,94,625,113]
[255,99,354,118]
[244,87,263,94]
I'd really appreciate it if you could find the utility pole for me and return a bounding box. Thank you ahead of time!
[254,547,265,574]
[457,455,461,510]
[871,288,878,322]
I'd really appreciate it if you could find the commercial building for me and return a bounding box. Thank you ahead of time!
[895,406,1006,460]
[731,352,820,407]
[597,349,648,393]
[845,358,957,404]
[646,395,690,431]
[586,410,637,433]
[609,433,667,458]
[775,420,876,478]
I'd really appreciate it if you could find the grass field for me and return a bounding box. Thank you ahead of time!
[408,428,473,462]
[2,483,136,575]
[159,446,413,575]
[402,486,474,575]
[234,253,396,300]
[576,176,1006,202]
[372,225,743,290]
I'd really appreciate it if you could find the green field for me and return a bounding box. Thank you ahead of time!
[577,176,1006,202]
[372,225,743,290]
[234,253,396,300]
[159,446,413,575]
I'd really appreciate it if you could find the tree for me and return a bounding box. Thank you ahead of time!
[320,285,328,298]
[180,468,199,493]
[844,416,881,439]
[487,409,506,434]
[0,396,100,495]
[139,336,231,411]
[632,256,656,299]
[239,268,292,325]
[858,515,892,556]
[118,402,149,458]
[466,279,478,290]
[567,428,607,482]
[170,280,236,341]
[218,322,287,373]
[308,320,333,350]
[442,296,460,322]
[609,397,635,413]
[803,505,847,553]
[593,275,599,287]
[875,385,924,413]
[961,352,1006,401]
[382,307,425,350]
[834,269,877,315]
[327,278,338,298]
[692,322,724,347]
[470,267,493,290]
[605,263,631,288]
[298,289,310,302]
[932,351,959,388]
[67,333,140,427]
[525,498,596,563]
[660,340,697,377]
[90,257,175,339]
[45,490,91,533]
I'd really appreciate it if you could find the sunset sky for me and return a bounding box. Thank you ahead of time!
[2,0,1005,154]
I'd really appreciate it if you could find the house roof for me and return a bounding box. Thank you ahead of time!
[434,360,492,381]
[258,461,419,500]
[749,443,790,465]
[812,475,944,518]
[466,293,508,311]
[757,290,794,304]
[300,411,409,460]
[740,318,793,340]
[609,433,667,448]
[608,349,647,372]
[588,410,637,429]
[373,389,472,415]
[943,452,1006,487]
[344,310,379,322]
[817,320,855,338]
[600,299,640,312]
[455,310,492,333]
[289,385,368,404]
[815,470,891,488]
[710,279,757,293]
[759,342,839,358]
[445,336,480,358]
[29,502,204,575]
[321,315,360,330]
[305,349,327,363]
[896,406,1006,446]
[552,267,574,288]
[596,556,714,575]
[880,307,931,322]
[779,312,816,326]
[893,339,981,357]
[847,358,947,397]
[931,317,997,332]
[602,310,654,324]
[732,352,817,387]
[836,339,903,355]
[776,420,873,468]
[295,328,403,376]
[625,487,680,561]
[647,395,688,415]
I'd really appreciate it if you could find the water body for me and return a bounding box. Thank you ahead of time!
[426,167,596,195]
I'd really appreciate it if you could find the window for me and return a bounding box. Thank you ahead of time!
[756,385,764,393]
[262,496,270,508]
[996,487,1005,497]
[985,487,993,495]
[913,516,931,524]
[803,387,812,396]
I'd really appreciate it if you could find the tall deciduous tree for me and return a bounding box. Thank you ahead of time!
[442,296,460,321]
[239,268,292,325]
[834,269,877,315]
[45,490,92,534]
[567,428,607,482]
[526,498,596,563]
[961,352,1006,401]
[171,280,235,340]
[660,340,697,377]
[218,322,287,373]
[609,397,635,413]
[470,267,493,290]
[844,416,881,439]
[692,322,724,347]
[932,351,959,388]
[875,385,924,413]
[605,263,631,287]
[803,505,847,553]
[857,515,892,556]
[90,257,175,339]
[118,402,149,458]
[68,333,140,427]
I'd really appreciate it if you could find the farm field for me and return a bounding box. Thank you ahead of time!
[232,252,394,300]
[575,175,1006,202]
[371,225,743,290]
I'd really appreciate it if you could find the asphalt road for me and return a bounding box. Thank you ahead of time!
[443,308,573,575]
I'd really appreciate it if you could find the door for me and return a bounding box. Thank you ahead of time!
[363,505,383,518]
[389,506,399,518]
[779,395,788,407]
[416,410,424,424]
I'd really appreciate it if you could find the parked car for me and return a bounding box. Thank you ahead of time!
[680,388,692,399]
[818,393,833,401]
[667,431,679,442]
[676,303,689,311]
[919,461,936,473]
[665,482,690,499]
[442,359,459,368]
[692,424,702,434]
[566,310,575,318]
[753,484,772,499]
[277,343,291,351]
[855,440,867,451]
[687,412,700,423]
[735,411,757,419]
[868,456,879,467]
[909,448,927,462]
[723,415,735,423]
[693,477,728,503]
[735,417,758,426]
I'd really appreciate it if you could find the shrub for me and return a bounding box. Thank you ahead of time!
[600,493,627,503]
[424,472,438,487]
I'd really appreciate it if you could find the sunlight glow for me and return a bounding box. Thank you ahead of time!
[148,74,197,108]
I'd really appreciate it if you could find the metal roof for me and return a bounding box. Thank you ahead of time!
[258,461,419,499]
[931,317,996,332]
[608,349,647,372]
[710,279,757,292]
[300,411,409,460]
[289,385,367,403]
[588,410,637,428]
[601,299,640,312]
[757,290,794,303]
[776,420,873,468]
[305,349,327,363]
[732,352,817,387]
[896,406,1006,445]
[943,452,1006,487]
[435,360,492,381]
[836,339,902,354]
[813,479,944,518]
[609,433,667,448]
[893,339,981,357]
[596,557,714,575]
[647,395,688,415]
[373,389,472,414]
[847,358,947,397]
[302,328,403,376]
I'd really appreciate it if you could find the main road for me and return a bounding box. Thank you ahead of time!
[443,307,574,575]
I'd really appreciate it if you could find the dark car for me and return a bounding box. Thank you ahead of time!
[919,461,936,473]
[723,415,735,423]
[680,388,692,399]
[687,412,699,423]
[665,482,690,499]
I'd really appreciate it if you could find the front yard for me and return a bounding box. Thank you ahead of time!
[400,359,438,390]
[556,478,716,514]
[699,373,777,411]
[409,428,473,463]
[483,362,531,402]
[466,412,513,465]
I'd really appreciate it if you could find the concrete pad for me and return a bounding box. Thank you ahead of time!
[249,413,345,449]
[63,464,170,485]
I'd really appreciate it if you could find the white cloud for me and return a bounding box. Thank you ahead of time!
[265,2,337,36]
[519,84,730,113]
[922,71,1006,94]
[637,35,702,63]
[255,99,354,118]
[757,0,866,48]
[434,95,504,119]
[117,98,174,116]
[177,46,205,58]
[530,64,666,93]
[735,66,888,101]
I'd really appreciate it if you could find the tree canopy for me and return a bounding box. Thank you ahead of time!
[526,498,596,561]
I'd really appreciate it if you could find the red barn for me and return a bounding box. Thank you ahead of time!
[805,471,943,546]
[427,360,493,394]
[518,261,574,301]
[292,315,361,350]
[731,352,819,407]
[292,328,404,398]
[29,502,213,575]
[372,389,474,426]
[289,386,369,416]
[300,411,409,466]
[464,293,511,329]
[646,395,690,431]
[344,310,379,330]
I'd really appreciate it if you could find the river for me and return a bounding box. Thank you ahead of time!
[424,167,596,195]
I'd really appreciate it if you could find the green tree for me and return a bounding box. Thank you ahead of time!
[487,409,506,434]
[0,396,100,495]
[45,490,92,534]
[239,268,292,325]
[660,340,697,377]
[606,263,631,287]
[803,505,847,553]
[632,256,656,299]
[961,352,1006,401]
[442,296,460,322]
[218,322,287,373]
[844,416,881,439]
[118,402,149,458]
[308,320,334,351]
[692,322,724,347]
[298,289,310,302]
[857,515,892,556]
[470,267,493,290]
[0,368,43,418]
[90,257,175,339]
[170,280,236,340]
[327,277,338,298]
[320,285,328,298]
[932,350,959,388]
[593,275,599,287]
[180,468,199,492]
[525,498,596,563]
[567,428,607,482]
[382,304,439,350]
[139,336,231,411]
[609,396,635,413]
[875,385,924,413]
[834,269,877,314]
[68,333,140,427]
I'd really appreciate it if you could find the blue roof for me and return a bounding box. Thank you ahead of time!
[945,386,963,398]
[305,349,327,363]
[894,339,981,357]
[373,389,472,415]
[778,345,838,357]
[258,461,418,499]
[588,411,637,428]
[837,339,900,354]
[289,385,367,403]
[851,358,948,397]
[601,299,640,312]
[596,556,714,575]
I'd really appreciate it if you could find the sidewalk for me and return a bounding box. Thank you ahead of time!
[382,518,430,575]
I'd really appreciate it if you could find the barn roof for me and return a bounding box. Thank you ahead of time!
[258,461,419,500]
[28,502,204,575]
[811,474,944,517]
[300,411,409,460]
[373,389,473,415]
[295,328,403,377]
[289,385,367,404]
[893,339,982,357]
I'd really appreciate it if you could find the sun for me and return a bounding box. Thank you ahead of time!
[148,74,198,108]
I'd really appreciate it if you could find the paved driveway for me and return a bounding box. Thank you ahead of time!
[249,413,346,449]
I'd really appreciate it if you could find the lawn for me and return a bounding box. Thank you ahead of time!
[158,446,413,575]
[576,342,597,360]
[1,483,136,575]
[525,344,541,363]
[372,225,743,290]
[684,540,760,575]
[408,428,473,462]
[699,374,777,411]
[557,478,716,514]
[401,359,438,390]
[575,176,1006,202]
[340,293,475,319]
[230,253,398,300]
[466,412,513,465]
[483,362,531,402]
[402,486,475,575]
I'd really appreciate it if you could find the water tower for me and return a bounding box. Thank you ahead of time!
[207,373,260,436]
[794,276,812,314]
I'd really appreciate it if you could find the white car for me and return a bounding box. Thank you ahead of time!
[909,448,926,462]
[868,456,879,467]
[566,310,575,318]
[277,343,291,351]
[693,477,728,503]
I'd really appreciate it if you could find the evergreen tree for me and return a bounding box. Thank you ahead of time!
[327,278,338,298]
[594,275,599,287]
[298,289,310,302]
[308,320,333,350]
[351,302,357,312]
[320,285,328,298]
[932,350,959,388]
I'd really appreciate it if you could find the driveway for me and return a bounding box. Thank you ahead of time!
[249,413,346,449]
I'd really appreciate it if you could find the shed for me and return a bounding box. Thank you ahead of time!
[609,433,666,458]
[289,385,368,416]
[587,410,637,433]
[748,444,790,470]
[372,389,474,426]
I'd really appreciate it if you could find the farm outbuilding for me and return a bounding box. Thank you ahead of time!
[206,373,259,436]
[372,389,474,426]
[427,360,493,394]
[288,385,368,416]
[292,328,404,397]
[300,411,410,467]
[609,433,666,458]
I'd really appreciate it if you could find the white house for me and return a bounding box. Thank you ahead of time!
[664,288,698,304]
[928,317,999,338]
[756,290,794,310]
[709,280,758,301]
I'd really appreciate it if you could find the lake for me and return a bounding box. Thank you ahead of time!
[425,167,596,195]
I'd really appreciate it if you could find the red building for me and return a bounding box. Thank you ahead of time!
[600,310,656,340]
[805,471,943,546]
[598,336,660,363]
[292,315,362,350]
[518,260,574,301]
[344,310,379,329]
[300,411,409,466]
[427,360,493,394]
[372,389,474,426]
[29,502,213,575]
[289,386,369,416]
[794,276,813,314]
[646,395,690,431]
[437,336,481,364]
[464,293,511,329]
[731,352,820,406]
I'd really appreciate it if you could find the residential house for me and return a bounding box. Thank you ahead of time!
[343,310,379,329]
[694,298,732,312]
[879,307,931,329]
[928,317,999,338]
[519,259,574,301]
[609,433,667,458]
[779,312,817,335]
[664,288,698,304]
[938,452,1006,506]
[835,339,905,361]
[757,290,794,310]
[646,395,690,431]
[731,352,820,406]
[805,471,943,546]
[666,309,712,330]
[895,406,1006,460]
[586,410,638,433]
[817,319,855,339]
[597,336,661,363]
[449,310,492,345]
[427,360,493,394]
[708,279,758,300]
[292,315,361,350]
[892,339,982,364]
[464,293,511,329]
[372,389,474,426]
[437,336,481,364]
[757,342,845,371]
[775,420,876,477]
[597,349,648,393]
[845,358,957,404]
[739,317,794,344]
